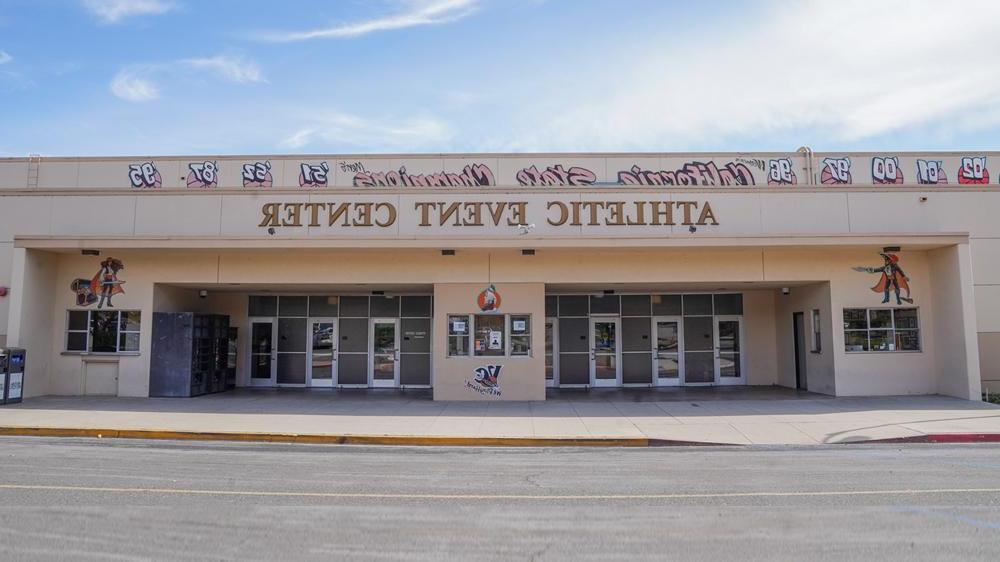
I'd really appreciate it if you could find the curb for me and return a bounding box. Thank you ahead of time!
[3,426,998,447]
[0,426,690,447]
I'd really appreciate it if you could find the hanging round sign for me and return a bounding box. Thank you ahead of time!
[477,284,501,312]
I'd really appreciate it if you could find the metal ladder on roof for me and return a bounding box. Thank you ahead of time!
[26,153,41,188]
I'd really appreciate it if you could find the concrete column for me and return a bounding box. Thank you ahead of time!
[5,248,57,397]
[432,282,546,401]
[928,243,982,399]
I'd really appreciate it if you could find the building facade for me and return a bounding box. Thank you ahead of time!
[0,151,994,401]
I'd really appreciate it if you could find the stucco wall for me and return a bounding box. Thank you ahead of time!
[432,283,545,401]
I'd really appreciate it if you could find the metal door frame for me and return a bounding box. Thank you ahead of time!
[247,317,277,387]
[369,317,400,388]
[714,315,746,385]
[589,316,621,387]
[307,317,337,388]
[545,316,558,387]
[652,315,684,387]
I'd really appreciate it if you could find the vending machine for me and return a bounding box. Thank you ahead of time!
[0,347,26,405]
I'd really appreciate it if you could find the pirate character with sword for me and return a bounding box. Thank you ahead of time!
[853,252,912,305]
[90,257,126,309]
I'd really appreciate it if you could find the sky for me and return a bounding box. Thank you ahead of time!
[0,0,998,156]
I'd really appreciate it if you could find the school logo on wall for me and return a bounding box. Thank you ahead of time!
[70,258,126,309]
[242,161,273,187]
[477,284,501,312]
[852,251,912,305]
[128,162,161,188]
[465,365,502,398]
[186,161,219,188]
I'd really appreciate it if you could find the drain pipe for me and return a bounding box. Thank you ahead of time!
[797,146,814,186]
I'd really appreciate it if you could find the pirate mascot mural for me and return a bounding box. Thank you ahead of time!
[71,258,126,309]
[853,252,912,305]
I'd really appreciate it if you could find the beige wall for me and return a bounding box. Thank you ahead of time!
[2,244,973,400]
[774,283,836,395]
[432,283,545,401]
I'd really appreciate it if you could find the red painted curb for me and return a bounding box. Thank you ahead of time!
[859,433,1000,444]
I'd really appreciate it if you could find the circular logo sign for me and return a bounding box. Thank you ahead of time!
[477,284,501,312]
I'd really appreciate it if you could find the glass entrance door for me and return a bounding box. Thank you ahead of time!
[653,316,683,387]
[715,316,745,385]
[590,318,620,387]
[308,318,336,387]
[371,318,399,388]
[249,318,276,386]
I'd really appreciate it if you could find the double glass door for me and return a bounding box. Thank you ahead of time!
[371,318,400,387]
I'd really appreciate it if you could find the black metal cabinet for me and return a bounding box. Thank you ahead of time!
[150,313,230,397]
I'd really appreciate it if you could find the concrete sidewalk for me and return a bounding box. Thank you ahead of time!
[2,389,1000,445]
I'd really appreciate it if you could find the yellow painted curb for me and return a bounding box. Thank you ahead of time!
[0,426,651,447]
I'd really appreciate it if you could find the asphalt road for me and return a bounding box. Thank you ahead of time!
[0,438,999,561]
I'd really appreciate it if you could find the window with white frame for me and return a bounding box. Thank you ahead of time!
[811,309,822,353]
[448,314,471,357]
[66,310,141,353]
[843,308,919,353]
[510,315,531,356]
[447,313,532,357]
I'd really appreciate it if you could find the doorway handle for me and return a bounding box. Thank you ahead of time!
[590,349,596,361]
[394,349,400,362]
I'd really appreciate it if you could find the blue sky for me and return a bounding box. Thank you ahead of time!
[0,0,998,156]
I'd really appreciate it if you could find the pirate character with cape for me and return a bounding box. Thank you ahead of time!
[91,258,125,309]
[853,252,912,305]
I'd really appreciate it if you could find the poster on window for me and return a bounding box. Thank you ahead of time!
[488,330,503,349]
[452,320,466,333]
[512,319,526,333]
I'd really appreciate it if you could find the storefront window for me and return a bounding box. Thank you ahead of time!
[474,315,505,357]
[66,310,142,353]
[811,309,822,353]
[510,315,531,356]
[843,308,920,353]
[448,314,471,356]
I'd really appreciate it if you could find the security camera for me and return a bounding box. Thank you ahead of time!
[199,290,208,299]
[517,223,535,235]
[781,287,790,296]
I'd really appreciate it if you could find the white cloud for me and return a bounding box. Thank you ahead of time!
[256,0,477,42]
[507,0,1000,150]
[83,0,174,23]
[183,56,264,83]
[110,69,159,102]
[280,112,452,150]
[108,55,264,102]
[0,51,11,65]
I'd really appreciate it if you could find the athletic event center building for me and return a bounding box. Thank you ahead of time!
[0,150,996,401]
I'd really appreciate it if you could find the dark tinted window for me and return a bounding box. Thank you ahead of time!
[278,296,308,317]
[558,295,588,317]
[309,296,339,317]
[621,295,651,316]
[68,310,89,331]
[652,294,682,316]
[248,295,277,317]
[339,296,370,318]
[590,295,620,314]
[683,294,713,316]
[713,294,743,315]
[370,296,400,317]
[545,295,558,317]
[401,296,432,318]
